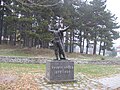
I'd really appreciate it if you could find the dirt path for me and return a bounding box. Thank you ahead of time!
[0,72,41,90]
[0,74,17,84]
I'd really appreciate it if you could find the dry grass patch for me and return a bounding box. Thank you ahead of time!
[0,63,45,90]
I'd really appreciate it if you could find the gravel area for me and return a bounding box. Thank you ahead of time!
[35,73,107,90]
[0,56,120,65]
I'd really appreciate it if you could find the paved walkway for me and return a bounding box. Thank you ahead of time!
[97,74,120,90]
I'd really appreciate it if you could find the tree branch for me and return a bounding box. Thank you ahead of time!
[15,0,64,8]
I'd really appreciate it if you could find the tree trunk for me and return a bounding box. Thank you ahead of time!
[42,41,49,48]
[93,39,97,55]
[69,30,72,53]
[23,35,29,47]
[23,36,26,47]
[99,41,102,55]
[79,30,83,53]
[13,29,17,46]
[0,2,4,44]
[103,42,106,56]
[31,38,34,47]
[65,31,68,52]
[82,38,85,53]
[9,35,14,45]
[86,39,89,54]
[28,38,32,48]
[3,22,8,44]
[93,29,97,55]
[72,31,74,52]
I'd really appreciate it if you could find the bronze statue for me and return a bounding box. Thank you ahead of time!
[48,25,69,60]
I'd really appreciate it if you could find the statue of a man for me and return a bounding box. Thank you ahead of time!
[48,25,69,60]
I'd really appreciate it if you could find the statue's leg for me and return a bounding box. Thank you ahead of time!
[58,47,62,59]
[54,42,59,60]
[54,49,59,60]
[58,42,66,60]
[61,50,66,60]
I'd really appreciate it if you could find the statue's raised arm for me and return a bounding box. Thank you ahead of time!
[58,26,69,32]
[48,25,54,32]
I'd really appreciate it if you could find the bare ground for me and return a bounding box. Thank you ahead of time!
[0,70,43,90]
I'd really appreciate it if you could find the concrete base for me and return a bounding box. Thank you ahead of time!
[44,77,76,84]
[46,60,75,83]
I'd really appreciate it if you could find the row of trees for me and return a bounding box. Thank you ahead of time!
[0,0,120,55]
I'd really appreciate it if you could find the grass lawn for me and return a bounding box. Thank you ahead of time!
[0,63,45,74]
[0,49,33,57]
[75,64,120,78]
[0,63,120,78]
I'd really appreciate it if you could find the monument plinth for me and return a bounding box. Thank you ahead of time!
[45,60,75,83]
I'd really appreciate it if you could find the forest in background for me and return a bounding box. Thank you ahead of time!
[0,0,120,56]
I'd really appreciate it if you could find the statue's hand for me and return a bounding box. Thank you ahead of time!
[59,26,69,31]
[65,26,69,29]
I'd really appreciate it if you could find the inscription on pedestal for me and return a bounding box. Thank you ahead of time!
[46,60,74,82]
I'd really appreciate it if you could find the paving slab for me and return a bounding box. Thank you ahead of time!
[97,74,120,89]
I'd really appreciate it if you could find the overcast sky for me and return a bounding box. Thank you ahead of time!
[107,0,120,26]
[106,0,120,46]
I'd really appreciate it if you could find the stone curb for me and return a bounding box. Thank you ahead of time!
[0,56,120,65]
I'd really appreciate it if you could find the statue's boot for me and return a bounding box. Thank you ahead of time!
[60,57,67,60]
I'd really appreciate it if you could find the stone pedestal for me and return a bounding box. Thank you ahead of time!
[45,60,75,83]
